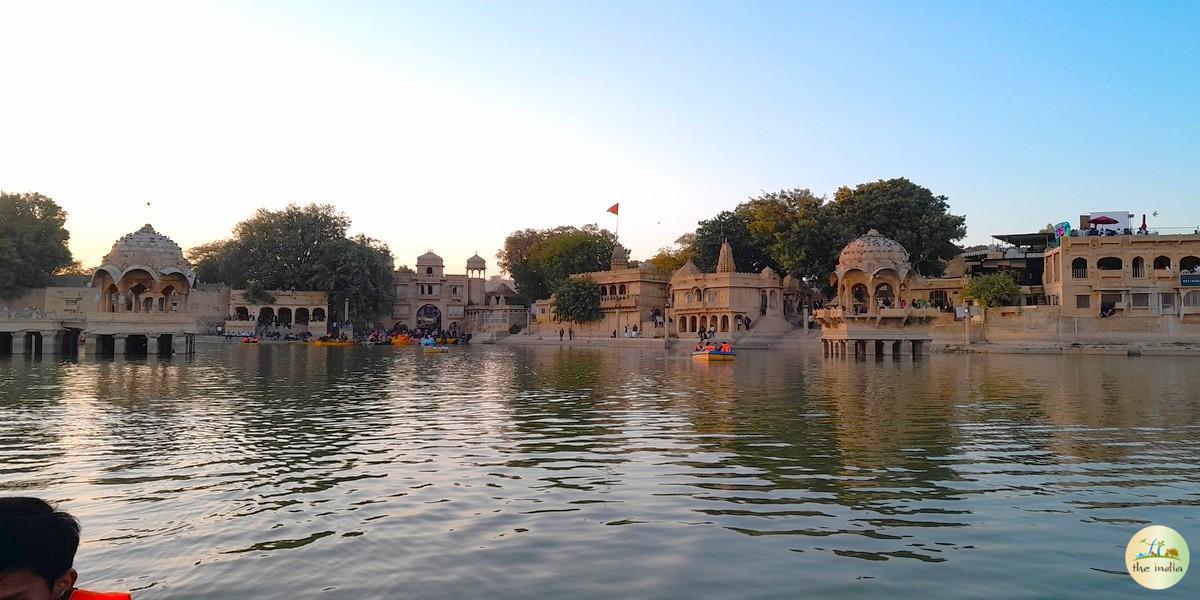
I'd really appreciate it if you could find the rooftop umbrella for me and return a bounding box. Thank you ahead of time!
[1089,215,1119,225]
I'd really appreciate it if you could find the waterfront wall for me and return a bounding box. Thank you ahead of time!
[936,305,1200,345]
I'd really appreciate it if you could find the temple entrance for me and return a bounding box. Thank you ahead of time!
[416,304,442,332]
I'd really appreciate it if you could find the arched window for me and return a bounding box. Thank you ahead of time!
[720,315,729,332]
[930,290,949,309]
[142,297,154,312]
[234,306,249,320]
[678,318,686,334]
[1071,258,1088,278]
[689,316,697,332]
[296,308,310,323]
[1182,256,1200,273]
[258,307,275,324]
[1132,257,1145,278]
[312,308,326,321]
[277,307,292,325]
[425,267,433,275]
[618,284,626,295]
[699,315,708,331]
[875,283,894,308]
[1154,256,1171,271]
[769,290,778,309]
[1096,257,1122,271]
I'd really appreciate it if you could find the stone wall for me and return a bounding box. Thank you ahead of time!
[958,305,1200,344]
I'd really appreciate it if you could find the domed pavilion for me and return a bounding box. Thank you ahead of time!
[92,224,196,314]
[817,229,941,358]
[830,229,915,313]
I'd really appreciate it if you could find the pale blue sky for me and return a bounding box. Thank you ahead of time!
[1,0,1197,270]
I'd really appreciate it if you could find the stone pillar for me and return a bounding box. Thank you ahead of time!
[85,334,103,355]
[892,340,903,357]
[12,331,30,355]
[115,334,129,355]
[874,340,884,357]
[40,331,63,355]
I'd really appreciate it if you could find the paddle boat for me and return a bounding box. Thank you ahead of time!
[241,336,259,344]
[691,341,736,362]
[391,335,413,346]
[312,338,356,347]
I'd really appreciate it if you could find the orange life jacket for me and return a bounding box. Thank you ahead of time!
[70,590,132,600]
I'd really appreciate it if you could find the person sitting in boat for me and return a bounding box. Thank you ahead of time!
[0,497,132,600]
[720,341,732,353]
[695,341,704,352]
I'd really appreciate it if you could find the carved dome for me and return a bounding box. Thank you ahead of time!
[416,251,444,266]
[95,224,194,285]
[836,229,911,277]
[760,266,779,281]
[466,253,486,269]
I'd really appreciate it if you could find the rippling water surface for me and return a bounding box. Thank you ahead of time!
[2,344,1199,598]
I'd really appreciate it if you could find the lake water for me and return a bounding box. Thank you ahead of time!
[2,344,1198,598]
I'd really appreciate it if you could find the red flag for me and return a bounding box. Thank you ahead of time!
[607,203,619,215]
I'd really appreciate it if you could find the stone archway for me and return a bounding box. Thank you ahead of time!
[417,304,442,331]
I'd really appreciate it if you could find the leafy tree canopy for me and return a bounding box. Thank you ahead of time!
[188,204,394,324]
[0,192,73,298]
[498,225,615,301]
[647,233,695,274]
[831,178,966,276]
[963,272,1021,307]
[554,277,602,323]
[688,211,778,273]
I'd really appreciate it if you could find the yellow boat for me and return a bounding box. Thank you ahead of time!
[391,336,413,346]
[313,340,356,347]
[691,349,736,362]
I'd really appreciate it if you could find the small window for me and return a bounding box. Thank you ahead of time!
[1161,293,1176,309]
[425,267,433,275]
[1131,293,1149,308]
[1101,293,1122,305]
[1185,291,1200,307]
[1076,295,1090,309]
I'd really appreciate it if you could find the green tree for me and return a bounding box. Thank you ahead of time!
[554,277,602,323]
[688,211,778,273]
[963,272,1021,307]
[831,178,966,276]
[739,188,845,283]
[647,233,695,274]
[0,192,73,298]
[498,225,615,301]
[187,204,394,324]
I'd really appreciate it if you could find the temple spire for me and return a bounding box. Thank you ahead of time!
[716,239,736,273]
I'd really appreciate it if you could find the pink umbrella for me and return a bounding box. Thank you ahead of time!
[1089,215,1119,225]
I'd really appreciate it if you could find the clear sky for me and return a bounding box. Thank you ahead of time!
[2,0,1197,272]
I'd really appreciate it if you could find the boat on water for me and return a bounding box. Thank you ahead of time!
[691,341,736,362]
[692,350,736,361]
[312,339,356,347]
[391,336,413,346]
[241,337,259,344]
[422,346,450,353]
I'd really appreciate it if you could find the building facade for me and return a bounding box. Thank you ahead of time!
[668,240,791,337]
[388,251,486,333]
[1042,232,1200,320]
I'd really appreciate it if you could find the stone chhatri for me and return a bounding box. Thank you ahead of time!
[96,223,195,285]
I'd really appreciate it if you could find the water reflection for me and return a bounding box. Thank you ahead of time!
[1,347,1198,597]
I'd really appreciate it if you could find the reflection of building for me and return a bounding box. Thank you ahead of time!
[388,251,485,332]
[1043,230,1200,320]
[817,229,941,357]
[668,240,791,337]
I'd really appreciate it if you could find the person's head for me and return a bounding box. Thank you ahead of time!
[0,497,80,600]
